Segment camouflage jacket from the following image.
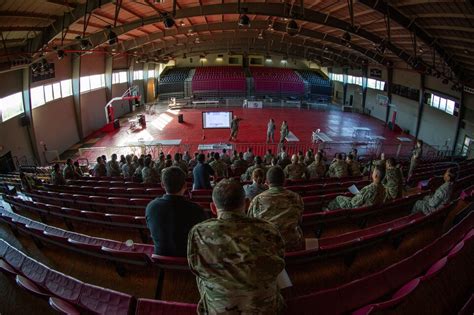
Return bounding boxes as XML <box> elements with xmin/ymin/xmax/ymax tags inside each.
<box><xmin>142</xmin><ymin>166</ymin><xmax>160</xmax><ymax>184</ymax></box>
<box><xmin>328</xmin><ymin>160</ymin><xmax>349</xmax><ymax>178</ymax></box>
<box><xmin>248</xmin><ymin>186</ymin><xmax>304</xmax><ymax>251</ymax></box>
<box><xmin>383</xmin><ymin>167</ymin><xmax>404</xmax><ymax>200</ymax></box>
<box><xmin>414</xmin><ymin>182</ymin><xmax>453</xmax><ymax>215</ymax></box>
<box><xmin>210</xmin><ymin>160</ymin><xmax>229</xmax><ymax>178</ymax></box>
<box><xmin>188</xmin><ymin>211</ymin><xmax>285</xmax><ymax>315</ymax></box>
<box><xmin>106</xmin><ymin>160</ymin><xmax>121</xmax><ymax>176</ymax></box>
<box><xmin>242</xmin><ymin>164</ymin><xmax>266</xmax><ymax>181</ymax></box>
<box><xmin>283</xmin><ymin>163</ymin><xmax>307</xmax><ymax>180</ymax></box>
<box><xmin>350</xmin><ymin>182</ymin><xmax>386</xmax><ymax>208</ymax></box>
<box><xmin>347</xmin><ymin>160</ymin><xmax>361</xmax><ymax>177</ymax></box>
<box><xmin>307</xmin><ymin>161</ymin><xmax>326</xmax><ymax>179</ymax></box>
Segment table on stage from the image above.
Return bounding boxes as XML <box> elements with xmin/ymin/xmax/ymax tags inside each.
<box><xmin>198</xmin><ymin>144</ymin><xmax>233</xmax><ymax>151</ymax></box>
<box><xmin>353</xmin><ymin>127</ymin><xmax>371</xmax><ymax>140</ymax></box>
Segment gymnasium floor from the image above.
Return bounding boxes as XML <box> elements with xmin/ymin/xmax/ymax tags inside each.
<box><xmin>72</xmin><ymin>104</ymin><xmax>416</xmax><ymax>159</ymax></box>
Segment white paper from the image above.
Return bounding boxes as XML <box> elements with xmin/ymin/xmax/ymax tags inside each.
<box><xmin>305</xmin><ymin>238</ymin><xmax>319</xmax><ymax>250</ymax></box>
<box><xmin>348</xmin><ymin>184</ymin><xmax>360</xmax><ymax>195</ymax></box>
<box><xmin>276</xmin><ymin>269</ymin><xmax>293</xmax><ymax>289</ymax></box>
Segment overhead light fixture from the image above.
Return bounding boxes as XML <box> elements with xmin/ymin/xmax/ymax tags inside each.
<box><xmin>108</xmin><ymin>29</ymin><xmax>118</xmax><ymax>45</ymax></box>
<box><xmin>200</xmin><ymin>55</ymin><xmax>207</xmax><ymax>62</ymax></box>
<box><xmin>281</xmin><ymin>56</ymin><xmax>288</xmax><ymax>63</ymax></box>
<box><xmin>179</xmin><ymin>20</ymin><xmax>185</xmax><ymax>27</ymax></box>
<box><xmin>80</xmin><ymin>38</ymin><xmax>91</xmax><ymax>50</ymax></box>
<box><xmin>57</xmin><ymin>50</ymin><xmax>66</xmax><ymax>60</ymax></box>
<box><xmin>258</xmin><ymin>31</ymin><xmax>263</xmax><ymax>40</ymax></box>
<box><xmin>216</xmin><ymin>54</ymin><xmax>224</xmax><ymax>61</ymax></box>
<box><xmin>286</xmin><ymin>19</ymin><xmax>298</xmax><ymax>36</ymax></box>
<box><xmin>238</xmin><ymin>14</ymin><xmax>250</xmax><ymax>27</ymax></box>
<box><xmin>163</xmin><ymin>15</ymin><xmax>175</xmax><ymax>29</ymax></box>
<box><xmin>265</xmin><ymin>55</ymin><xmax>272</xmax><ymax>62</ymax></box>
<box><xmin>376</xmin><ymin>42</ymin><xmax>386</xmax><ymax>54</ymax></box>
<box><xmin>342</xmin><ymin>32</ymin><xmax>351</xmax><ymax>42</ymax></box>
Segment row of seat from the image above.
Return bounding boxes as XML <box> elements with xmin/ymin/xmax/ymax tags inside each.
<box><xmin>2</xmin><ymin>206</ymin><xmax>471</xmax><ymax>313</ymax></box>
<box><xmin>296</xmin><ymin>69</ymin><xmax>331</xmax><ymax>86</ymax></box>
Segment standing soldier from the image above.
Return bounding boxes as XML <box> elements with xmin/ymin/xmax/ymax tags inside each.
<box><xmin>267</xmin><ymin>118</ymin><xmax>276</xmax><ymax>143</ymax></box>
<box><xmin>408</xmin><ymin>140</ymin><xmax>423</xmax><ymax>178</ymax></box>
<box><xmin>229</xmin><ymin>115</ymin><xmax>243</xmax><ymax>141</ymax></box>
<box><xmin>280</xmin><ymin>120</ymin><xmax>289</xmax><ymax>143</ymax></box>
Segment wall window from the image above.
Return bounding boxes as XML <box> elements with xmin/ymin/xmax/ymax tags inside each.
<box><xmin>148</xmin><ymin>69</ymin><xmax>155</xmax><ymax>78</ymax></box>
<box><xmin>347</xmin><ymin>75</ymin><xmax>362</xmax><ymax>86</ymax></box>
<box><xmin>80</xmin><ymin>74</ymin><xmax>105</xmax><ymax>93</ymax></box>
<box><xmin>0</xmin><ymin>92</ymin><xmax>24</xmax><ymax>122</ymax></box>
<box><xmin>329</xmin><ymin>73</ymin><xmax>343</xmax><ymax>82</ymax></box>
<box><xmin>61</xmin><ymin>79</ymin><xmax>72</xmax><ymax>97</ymax></box>
<box><xmin>80</xmin><ymin>76</ymin><xmax>91</xmax><ymax>93</ymax></box>
<box><xmin>112</xmin><ymin>71</ymin><xmax>127</xmax><ymax>84</ymax></box>
<box><xmin>44</xmin><ymin>84</ymin><xmax>54</xmax><ymax>103</ymax></box>
<box><xmin>367</xmin><ymin>78</ymin><xmax>385</xmax><ymax>91</ymax></box>
<box><xmin>461</xmin><ymin>136</ymin><xmax>473</xmax><ymax>156</ymax></box>
<box><xmin>133</xmin><ymin>70</ymin><xmax>143</xmax><ymax>80</ymax></box>
<box><xmin>429</xmin><ymin>93</ymin><xmax>456</xmax><ymax>115</ymax></box>
<box><xmin>52</xmin><ymin>83</ymin><xmax>61</xmax><ymax>100</ymax></box>
<box><xmin>31</xmin><ymin>86</ymin><xmax>45</xmax><ymax>108</ymax></box>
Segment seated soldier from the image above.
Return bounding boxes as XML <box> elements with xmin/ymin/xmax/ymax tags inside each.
<box><xmin>248</xmin><ymin>166</ymin><xmax>304</xmax><ymax>251</ymax></box>
<box><xmin>121</xmin><ymin>155</ymin><xmax>136</xmax><ymax>179</ymax></box>
<box><xmin>284</xmin><ymin>154</ymin><xmax>307</xmax><ymax>180</ymax></box>
<box><xmin>172</xmin><ymin>153</ymin><xmax>188</xmax><ymax>174</ymax></box>
<box><xmin>412</xmin><ymin>168</ymin><xmax>454</xmax><ymax>215</ymax></box>
<box><xmin>106</xmin><ymin>153</ymin><xmax>121</xmax><ymax>177</ymax></box>
<box><xmin>304</xmin><ymin>149</ymin><xmax>315</xmax><ymax>166</ymax></box>
<box><xmin>243</xmin><ymin>147</ymin><xmax>255</xmax><ymax>164</ymax></box>
<box><xmin>63</xmin><ymin>159</ymin><xmax>75</xmax><ymax>180</ymax></box>
<box><xmin>264</xmin><ymin>149</ymin><xmax>274</xmax><ymax>165</ymax></box>
<box><xmin>243</xmin><ymin>168</ymin><xmax>267</xmax><ymax>200</ymax></box>
<box><xmin>346</xmin><ymin>154</ymin><xmax>361</xmax><ymax>177</ymax></box>
<box><xmin>327</xmin><ymin>153</ymin><xmax>349</xmax><ymax>178</ymax></box>
<box><xmin>51</xmin><ymin>163</ymin><xmax>66</xmax><ymax>185</ymax></box>
<box><xmin>241</xmin><ymin>156</ymin><xmax>266</xmax><ymax>181</ymax></box>
<box><xmin>383</xmin><ymin>158</ymin><xmax>404</xmax><ymax>201</ymax></box>
<box><xmin>326</xmin><ymin>166</ymin><xmax>386</xmax><ymax>210</ymax></box>
<box><xmin>231</xmin><ymin>152</ymin><xmax>248</xmax><ymax>170</ymax></box>
<box><xmin>93</xmin><ymin>156</ymin><xmax>107</xmax><ymax>177</ymax></box>
<box><xmin>307</xmin><ymin>152</ymin><xmax>326</xmax><ymax>179</ymax></box>
<box><xmin>73</xmin><ymin>161</ymin><xmax>84</xmax><ymax>179</ymax></box>
<box><xmin>142</xmin><ymin>157</ymin><xmax>160</xmax><ymax>184</ymax></box>
<box><xmin>188</xmin><ymin>179</ymin><xmax>285</xmax><ymax>315</ymax></box>
<box><xmin>146</xmin><ymin>167</ymin><xmax>206</xmax><ymax>256</ymax></box>
<box><xmin>210</xmin><ymin>152</ymin><xmax>228</xmax><ymax>178</ymax></box>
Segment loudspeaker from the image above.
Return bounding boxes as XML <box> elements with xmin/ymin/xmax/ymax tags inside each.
<box><xmin>113</xmin><ymin>119</ymin><xmax>120</xmax><ymax>129</ymax></box>
<box><xmin>178</xmin><ymin>114</ymin><xmax>184</xmax><ymax>123</ymax></box>
<box><xmin>20</xmin><ymin>115</ymin><xmax>30</xmax><ymax>126</ymax></box>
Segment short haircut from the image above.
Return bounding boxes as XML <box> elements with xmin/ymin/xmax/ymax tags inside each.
<box><xmin>347</xmin><ymin>154</ymin><xmax>354</xmax><ymax>161</ymax></box>
<box><xmin>252</xmin><ymin>168</ymin><xmax>265</xmax><ymax>184</ymax></box>
<box><xmin>212</xmin><ymin>179</ymin><xmax>245</xmax><ymax>211</ymax></box>
<box><xmin>66</xmin><ymin>158</ymin><xmax>72</xmax><ymax>164</ymax></box>
<box><xmin>222</xmin><ymin>149</ymin><xmax>227</xmax><ymax>153</ymax></box>
<box><xmin>54</xmin><ymin>163</ymin><xmax>60</xmax><ymax>171</ymax></box>
<box><xmin>174</xmin><ymin>153</ymin><xmax>180</xmax><ymax>161</ymax></box>
<box><xmin>137</xmin><ymin>157</ymin><xmax>144</xmax><ymax>167</ymax></box>
<box><xmin>255</xmin><ymin>156</ymin><xmax>262</xmax><ymax>164</ymax></box>
<box><xmin>111</xmin><ymin>153</ymin><xmax>117</xmax><ymax>160</ymax></box>
<box><xmin>198</xmin><ymin>153</ymin><xmax>206</xmax><ymax>163</ymax></box>
<box><xmin>445</xmin><ymin>168</ymin><xmax>455</xmax><ymax>182</ymax></box>
<box><xmin>267</xmin><ymin>166</ymin><xmax>285</xmax><ymax>186</ymax></box>
<box><xmin>373</xmin><ymin>165</ymin><xmax>383</xmax><ymax>178</ymax></box>
<box><xmin>161</xmin><ymin>167</ymin><xmax>186</xmax><ymax>193</ymax></box>
<box><xmin>214</xmin><ymin>152</ymin><xmax>220</xmax><ymax>160</ymax></box>
<box><xmin>144</xmin><ymin>157</ymin><xmax>152</xmax><ymax>167</ymax></box>
<box><xmin>96</xmin><ymin>157</ymin><xmax>102</xmax><ymax>163</ymax></box>
<box><xmin>166</xmin><ymin>154</ymin><xmax>172</xmax><ymax>160</ymax></box>
<box><xmin>336</xmin><ymin>153</ymin><xmax>343</xmax><ymax>160</ymax></box>
<box><xmin>386</xmin><ymin>157</ymin><xmax>396</xmax><ymax>167</ymax></box>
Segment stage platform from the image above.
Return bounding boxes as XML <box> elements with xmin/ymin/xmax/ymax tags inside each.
<box><xmin>72</xmin><ymin>105</ymin><xmax>419</xmax><ymax>161</ymax></box>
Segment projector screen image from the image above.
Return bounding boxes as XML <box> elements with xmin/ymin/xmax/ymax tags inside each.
<box><xmin>202</xmin><ymin>111</ymin><xmax>233</xmax><ymax>129</ymax></box>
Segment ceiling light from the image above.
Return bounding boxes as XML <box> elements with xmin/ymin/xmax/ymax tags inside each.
<box><xmin>265</xmin><ymin>55</ymin><xmax>272</xmax><ymax>62</ymax></box>
<box><xmin>238</xmin><ymin>14</ymin><xmax>250</xmax><ymax>27</ymax></box>
<box><xmin>216</xmin><ymin>54</ymin><xmax>224</xmax><ymax>61</ymax></box>
<box><xmin>258</xmin><ymin>32</ymin><xmax>263</xmax><ymax>40</ymax></box>
<box><xmin>200</xmin><ymin>55</ymin><xmax>207</xmax><ymax>62</ymax></box>
<box><xmin>286</xmin><ymin>19</ymin><xmax>298</xmax><ymax>36</ymax></box>
<box><xmin>342</xmin><ymin>32</ymin><xmax>351</xmax><ymax>42</ymax></box>
<box><xmin>179</xmin><ymin>20</ymin><xmax>185</xmax><ymax>27</ymax></box>
<box><xmin>108</xmin><ymin>29</ymin><xmax>118</xmax><ymax>45</ymax></box>
<box><xmin>57</xmin><ymin>50</ymin><xmax>66</xmax><ymax>60</ymax></box>
<box><xmin>163</xmin><ymin>16</ymin><xmax>175</xmax><ymax>29</ymax></box>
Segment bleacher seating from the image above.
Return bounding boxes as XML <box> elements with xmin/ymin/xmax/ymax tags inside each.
<box><xmin>192</xmin><ymin>66</ymin><xmax>246</xmax><ymax>97</ymax></box>
<box><xmin>157</xmin><ymin>67</ymin><xmax>191</xmax><ymax>99</ymax></box>
<box><xmin>296</xmin><ymin>69</ymin><xmax>332</xmax><ymax>96</ymax></box>
<box><xmin>250</xmin><ymin>67</ymin><xmax>305</xmax><ymax>97</ymax></box>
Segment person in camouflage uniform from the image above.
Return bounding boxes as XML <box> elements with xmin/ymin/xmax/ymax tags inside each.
<box><xmin>231</xmin><ymin>152</ymin><xmax>248</xmax><ymax>170</ymax></box>
<box><xmin>412</xmin><ymin>168</ymin><xmax>454</xmax><ymax>215</ymax></box>
<box><xmin>106</xmin><ymin>154</ymin><xmax>122</xmax><ymax>177</ymax></box>
<box><xmin>154</xmin><ymin>155</ymin><xmax>166</xmax><ymax>175</ymax></box>
<box><xmin>327</xmin><ymin>153</ymin><xmax>349</xmax><ymax>178</ymax></box>
<box><xmin>383</xmin><ymin>158</ymin><xmax>404</xmax><ymax>201</ymax></box>
<box><xmin>279</xmin><ymin>121</ymin><xmax>289</xmax><ymax>144</ymax></box>
<box><xmin>371</xmin><ymin>152</ymin><xmax>386</xmax><ymax>178</ymax></box>
<box><xmin>283</xmin><ymin>154</ymin><xmax>308</xmax><ymax>180</ymax></box>
<box><xmin>242</xmin><ymin>156</ymin><xmax>266</xmax><ymax>181</ymax></box>
<box><xmin>93</xmin><ymin>156</ymin><xmax>107</xmax><ymax>177</ymax></box>
<box><xmin>229</xmin><ymin>115</ymin><xmax>243</xmax><ymax>141</ymax></box>
<box><xmin>51</xmin><ymin>163</ymin><xmax>66</xmax><ymax>185</ymax></box>
<box><xmin>188</xmin><ymin>179</ymin><xmax>285</xmax><ymax>315</ymax></box>
<box><xmin>307</xmin><ymin>152</ymin><xmax>326</xmax><ymax>179</ymax></box>
<box><xmin>304</xmin><ymin>150</ymin><xmax>315</xmax><ymax>166</ymax></box>
<box><xmin>210</xmin><ymin>153</ymin><xmax>229</xmax><ymax>178</ymax></box>
<box><xmin>264</xmin><ymin>149</ymin><xmax>275</xmax><ymax>165</ymax></box>
<box><xmin>327</xmin><ymin>166</ymin><xmax>386</xmax><ymax>210</ymax></box>
<box><xmin>220</xmin><ymin>149</ymin><xmax>231</xmax><ymax>164</ymax></box>
<box><xmin>172</xmin><ymin>153</ymin><xmax>188</xmax><ymax>174</ymax></box>
<box><xmin>408</xmin><ymin>140</ymin><xmax>423</xmax><ymax>177</ymax></box>
<box><xmin>142</xmin><ymin>157</ymin><xmax>160</xmax><ymax>184</ymax></box>
<box><xmin>248</xmin><ymin>166</ymin><xmax>304</xmax><ymax>251</ymax></box>
<box><xmin>63</xmin><ymin>159</ymin><xmax>75</xmax><ymax>180</ymax></box>
<box><xmin>267</xmin><ymin>118</ymin><xmax>276</xmax><ymax>143</ymax></box>
<box><xmin>346</xmin><ymin>154</ymin><xmax>361</xmax><ymax>177</ymax></box>
<box><xmin>121</xmin><ymin>155</ymin><xmax>136</xmax><ymax>179</ymax></box>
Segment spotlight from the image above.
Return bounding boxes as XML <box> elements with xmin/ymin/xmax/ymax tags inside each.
<box><xmin>80</xmin><ymin>39</ymin><xmax>91</xmax><ymax>50</ymax></box>
<box><xmin>216</xmin><ymin>54</ymin><xmax>224</xmax><ymax>61</ymax></box>
<box><xmin>257</xmin><ymin>32</ymin><xmax>263</xmax><ymax>40</ymax></box>
<box><xmin>57</xmin><ymin>50</ymin><xmax>66</xmax><ymax>60</ymax></box>
<box><xmin>286</xmin><ymin>19</ymin><xmax>298</xmax><ymax>36</ymax></box>
<box><xmin>108</xmin><ymin>27</ymin><xmax>118</xmax><ymax>45</ymax></box>
<box><xmin>265</xmin><ymin>55</ymin><xmax>272</xmax><ymax>62</ymax></box>
<box><xmin>200</xmin><ymin>55</ymin><xmax>207</xmax><ymax>62</ymax></box>
<box><xmin>163</xmin><ymin>15</ymin><xmax>175</xmax><ymax>29</ymax></box>
<box><xmin>238</xmin><ymin>14</ymin><xmax>250</xmax><ymax>27</ymax></box>
<box><xmin>342</xmin><ymin>32</ymin><xmax>351</xmax><ymax>42</ymax></box>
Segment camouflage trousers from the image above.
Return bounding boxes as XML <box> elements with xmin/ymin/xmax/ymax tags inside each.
<box><xmin>327</xmin><ymin>196</ymin><xmax>353</xmax><ymax>210</ymax></box>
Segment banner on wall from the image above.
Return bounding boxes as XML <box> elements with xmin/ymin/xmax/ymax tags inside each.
<box><xmin>376</xmin><ymin>94</ymin><xmax>389</xmax><ymax>107</ymax></box>
<box><xmin>370</xmin><ymin>68</ymin><xmax>382</xmax><ymax>78</ymax></box>
<box><xmin>243</xmin><ymin>100</ymin><xmax>263</xmax><ymax>108</ymax></box>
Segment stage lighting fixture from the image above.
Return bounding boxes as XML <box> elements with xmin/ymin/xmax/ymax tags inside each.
<box><xmin>57</xmin><ymin>50</ymin><xmax>66</xmax><ymax>60</ymax></box>
<box><xmin>286</xmin><ymin>19</ymin><xmax>298</xmax><ymax>36</ymax></box>
<box><xmin>238</xmin><ymin>14</ymin><xmax>251</xmax><ymax>27</ymax></box>
<box><xmin>108</xmin><ymin>28</ymin><xmax>118</xmax><ymax>45</ymax></box>
<box><xmin>258</xmin><ymin>32</ymin><xmax>264</xmax><ymax>40</ymax></box>
<box><xmin>376</xmin><ymin>42</ymin><xmax>386</xmax><ymax>54</ymax></box>
<box><xmin>342</xmin><ymin>32</ymin><xmax>351</xmax><ymax>42</ymax></box>
<box><xmin>163</xmin><ymin>15</ymin><xmax>175</xmax><ymax>29</ymax></box>
<box><xmin>80</xmin><ymin>39</ymin><xmax>91</xmax><ymax>50</ymax></box>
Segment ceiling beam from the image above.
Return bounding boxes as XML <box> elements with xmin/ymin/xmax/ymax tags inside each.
<box><xmin>0</xmin><ymin>11</ymin><xmax>61</xmax><ymax>21</ymax></box>
<box><xmin>46</xmin><ymin>0</ymin><xmax>77</xmax><ymax>8</ymax></box>
<box><xmin>393</xmin><ymin>0</ymin><xmax>464</xmax><ymax>8</ymax></box>
<box><xmin>0</xmin><ymin>26</ymin><xmax>46</xmax><ymax>32</ymax></box>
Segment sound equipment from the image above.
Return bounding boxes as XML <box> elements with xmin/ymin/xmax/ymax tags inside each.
<box><xmin>113</xmin><ymin>119</ymin><xmax>120</xmax><ymax>129</ymax></box>
<box><xmin>178</xmin><ymin>114</ymin><xmax>184</xmax><ymax>123</ymax></box>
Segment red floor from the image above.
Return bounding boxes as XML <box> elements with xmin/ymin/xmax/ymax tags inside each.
<box><xmin>81</xmin><ymin>107</ymin><xmax>415</xmax><ymax>159</ymax></box>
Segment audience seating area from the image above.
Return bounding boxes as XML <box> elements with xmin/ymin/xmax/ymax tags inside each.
<box><xmin>157</xmin><ymin>67</ymin><xmax>191</xmax><ymax>98</ymax></box>
<box><xmin>250</xmin><ymin>67</ymin><xmax>305</xmax><ymax>97</ymax></box>
<box><xmin>297</xmin><ymin>69</ymin><xmax>332</xmax><ymax>96</ymax></box>
<box><xmin>191</xmin><ymin>66</ymin><xmax>246</xmax><ymax>97</ymax></box>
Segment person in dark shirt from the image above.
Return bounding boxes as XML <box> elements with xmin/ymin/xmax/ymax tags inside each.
<box><xmin>146</xmin><ymin>166</ymin><xmax>206</xmax><ymax>256</ymax></box>
<box><xmin>193</xmin><ymin>153</ymin><xmax>215</xmax><ymax>190</ymax></box>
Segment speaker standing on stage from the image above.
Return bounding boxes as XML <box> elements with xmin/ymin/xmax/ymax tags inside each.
<box><xmin>266</xmin><ymin>118</ymin><xmax>275</xmax><ymax>143</ymax></box>
<box><xmin>280</xmin><ymin>120</ymin><xmax>289</xmax><ymax>143</ymax></box>
<box><xmin>229</xmin><ymin>115</ymin><xmax>243</xmax><ymax>141</ymax></box>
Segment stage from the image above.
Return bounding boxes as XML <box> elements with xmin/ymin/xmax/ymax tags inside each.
<box><xmin>72</xmin><ymin>104</ymin><xmax>418</xmax><ymax>161</ymax></box>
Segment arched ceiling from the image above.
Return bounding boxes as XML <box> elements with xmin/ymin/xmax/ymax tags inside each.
<box><xmin>1</xmin><ymin>0</ymin><xmax>474</xmax><ymax>84</ymax></box>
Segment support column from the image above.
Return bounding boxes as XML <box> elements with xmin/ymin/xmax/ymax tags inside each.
<box><xmin>143</xmin><ymin>62</ymin><xmax>149</xmax><ymax>104</ymax></box>
<box><xmin>105</xmin><ymin>54</ymin><xmax>113</xmax><ymax>102</ymax></box>
<box><xmin>452</xmin><ymin>86</ymin><xmax>466</xmax><ymax>156</ymax></box>
<box><xmin>343</xmin><ymin>68</ymin><xmax>348</xmax><ymax>106</ymax></box>
<box><xmin>72</xmin><ymin>53</ymin><xmax>84</xmax><ymax>141</ymax></box>
<box><xmin>128</xmin><ymin>57</ymin><xmax>135</xmax><ymax>112</ymax></box>
<box><xmin>21</xmin><ymin>68</ymin><xmax>41</xmax><ymax>165</ymax></box>
<box><xmin>385</xmin><ymin>66</ymin><xmax>393</xmax><ymax>124</ymax></box>
<box><xmin>361</xmin><ymin>65</ymin><xmax>368</xmax><ymax>114</ymax></box>
<box><xmin>415</xmin><ymin>73</ymin><xmax>426</xmax><ymax>139</ymax></box>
